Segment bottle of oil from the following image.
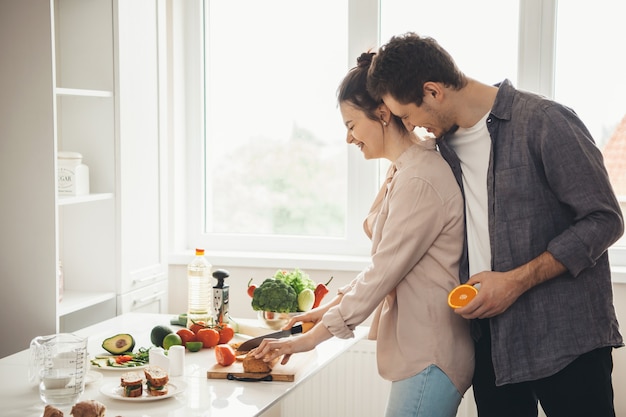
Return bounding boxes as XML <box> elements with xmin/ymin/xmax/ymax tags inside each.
<box><xmin>186</xmin><ymin>248</ymin><xmax>212</xmax><ymax>328</ymax></box>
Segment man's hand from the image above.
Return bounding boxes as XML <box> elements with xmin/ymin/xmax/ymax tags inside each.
<box><xmin>454</xmin><ymin>251</ymin><xmax>567</xmax><ymax>319</ymax></box>
<box><xmin>454</xmin><ymin>270</ymin><xmax>526</xmax><ymax>319</ymax></box>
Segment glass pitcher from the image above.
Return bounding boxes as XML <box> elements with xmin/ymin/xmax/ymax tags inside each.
<box><xmin>29</xmin><ymin>333</ymin><xmax>88</xmax><ymax>405</ymax></box>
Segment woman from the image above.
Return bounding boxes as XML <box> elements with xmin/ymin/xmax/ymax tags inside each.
<box><xmin>255</xmin><ymin>52</ymin><xmax>474</xmax><ymax>417</ymax></box>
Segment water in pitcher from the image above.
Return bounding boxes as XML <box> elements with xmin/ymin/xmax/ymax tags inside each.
<box><xmin>30</xmin><ymin>334</ymin><xmax>88</xmax><ymax>405</ymax></box>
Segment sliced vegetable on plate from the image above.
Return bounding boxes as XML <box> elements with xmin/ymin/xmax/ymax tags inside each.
<box><xmin>91</xmin><ymin>347</ymin><xmax>151</xmax><ymax>369</ymax></box>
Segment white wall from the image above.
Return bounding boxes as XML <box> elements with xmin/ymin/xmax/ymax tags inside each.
<box><xmin>168</xmin><ymin>263</ymin><xmax>626</xmax><ymax>415</ymax></box>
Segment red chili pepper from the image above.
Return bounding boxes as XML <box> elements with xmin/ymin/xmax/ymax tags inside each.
<box><xmin>115</xmin><ymin>355</ymin><xmax>133</xmax><ymax>364</ymax></box>
<box><xmin>312</xmin><ymin>276</ymin><xmax>333</xmax><ymax>308</ymax></box>
<box><xmin>247</xmin><ymin>277</ymin><xmax>256</xmax><ymax>298</ymax></box>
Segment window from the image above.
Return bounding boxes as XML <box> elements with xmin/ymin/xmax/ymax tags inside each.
<box><xmin>190</xmin><ymin>0</ymin><xmax>519</xmax><ymax>263</ymax></box>
<box><xmin>177</xmin><ymin>0</ymin><xmax>626</xmax><ymax>272</ymax></box>
<box><xmin>380</xmin><ymin>0</ymin><xmax>520</xmax><ymax>86</ymax></box>
<box><xmin>190</xmin><ymin>0</ymin><xmax>378</xmax><ymax>261</ymax></box>
<box><xmin>553</xmin><ymin>0</ymin><xmax>626</xmax><ymax>260</ymax></box>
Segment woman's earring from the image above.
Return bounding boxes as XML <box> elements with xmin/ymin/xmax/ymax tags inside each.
<box><xmin>382</xmin><ymin>121</ymin><xmax>388</xmax><ymax>126</ymax></box>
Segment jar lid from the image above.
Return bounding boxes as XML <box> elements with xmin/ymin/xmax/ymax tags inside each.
<box><xmin>58</xmin><ymin>151</ymin><xmax>83</xmax><ymax>160</ymax></box>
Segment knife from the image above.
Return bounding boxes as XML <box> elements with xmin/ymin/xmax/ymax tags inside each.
<box><xmin>237</xmin><ymin>322</ymin><xmax>314</xmax><ymax>352</ymax></box>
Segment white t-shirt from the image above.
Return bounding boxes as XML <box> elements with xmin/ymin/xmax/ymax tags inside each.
<box><xmin>447</xmin><ymin>112</ymin><xmax>492</xmax><ymax>276</ymax></box>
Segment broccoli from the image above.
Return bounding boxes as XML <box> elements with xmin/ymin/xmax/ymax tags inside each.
<box><xmin>251</xmin><ymin>278</ymin><xmax>298</xmax><ymax>313</ymax></box>
<box><xmin>273</xmin><ymin>268</ymin><xmax>315</xmax><ymax>296</ymax></box>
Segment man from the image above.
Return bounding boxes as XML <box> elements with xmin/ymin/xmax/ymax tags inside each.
<box><xmin>367</xmin><ymin>32</ymin><xmax>624</xmax><ymax>417</ymax></box>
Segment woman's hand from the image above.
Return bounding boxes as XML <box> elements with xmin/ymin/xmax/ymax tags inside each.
<box><xmin>254</xmin><ymin>321</ymin><xmax>333</xmax><ymax>365</ymax></box>
<box><xmin>283</xmin><ymin>293</ymin><xmax>343</xmax><ymax>330</ymax></box>
<box><xmin>253</xmin><ymin>333</ymin><xmax>315</xmax><ymax>365</ymax></box>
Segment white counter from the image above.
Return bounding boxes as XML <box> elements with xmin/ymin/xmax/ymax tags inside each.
<box><xmin>0</xmin><ymin>313</ymin><xmax>367</xmax><ymax>417</ymax></box>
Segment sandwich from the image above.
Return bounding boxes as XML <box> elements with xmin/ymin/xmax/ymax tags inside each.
<box><xmin>144</xmin><ymin>365</ymin><xmax>169</xmax><ymax>396</ymax></box>
<box><xmin>120</xmin><ymin>371</ymin><xmax>143</xmax><ymax>397</ymax></box>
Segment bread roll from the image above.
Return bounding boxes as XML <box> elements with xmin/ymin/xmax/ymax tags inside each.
<box><xmin>242</xmin><ymin>348</ymin><xmax>281</xmax><ymax>373</ymax></box>
<box><xmin>43</xmin><ymin>405</ymin><xmax>63</xmax><ymax>417</ymax></box>
<box><xmin>69</xmin><ymin>400</ymin><xmax>106</xmax><ymax>417</ymax></box>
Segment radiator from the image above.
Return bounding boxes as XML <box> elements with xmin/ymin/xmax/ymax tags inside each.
<box><xmin>281</xmin><ymin>339</ymin><xmax>390</xmax><ymax>417</ymax></box>
<box><xmin>279</xmin><ymin>339</ymin><xmax>484</xmax><ymax>417</ymax></box>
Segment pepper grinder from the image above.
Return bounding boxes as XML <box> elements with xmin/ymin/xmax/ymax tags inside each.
<box><xmin>212</xmin><ymin>269</ymin><xmax>230</xmax><ymax>324</ymax></box>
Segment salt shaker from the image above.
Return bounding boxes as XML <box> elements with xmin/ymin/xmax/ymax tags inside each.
<box><xmin>168</xmin><ymin>345</ymin><xmax>185</xmax><ymax>377</ymax></box>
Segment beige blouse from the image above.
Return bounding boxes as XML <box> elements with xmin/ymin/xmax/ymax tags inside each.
<box><xmin>322</xmin><ymin>140</ymin><xmax>474</xmax><ymax>393</ymax></box>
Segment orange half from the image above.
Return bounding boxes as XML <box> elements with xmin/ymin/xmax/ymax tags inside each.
<box><xmin>447</xmin><ymin>284</ymin><xmax>478</xmax><ymax>309</ymax></box>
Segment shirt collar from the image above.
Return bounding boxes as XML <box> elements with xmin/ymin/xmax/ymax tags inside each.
<box><xmin>394</xmin><ymin>139</ymin><xmax>437</xmax><ymax>172</ymax></box>
<box><xmin>490</xmin><ymin>79</ymin><xmax>516</xmax><ymax>122</ymax></box>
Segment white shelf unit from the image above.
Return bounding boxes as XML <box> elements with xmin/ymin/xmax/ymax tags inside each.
<box><xmin>54</xmin><ymin>0</ymin><xmax>118</xmax><ymax>331</ymax></box>
<box><xmin>0</xmin><ymin>0</ymin><xmax>167</xmax><ymax>359</ymax></box>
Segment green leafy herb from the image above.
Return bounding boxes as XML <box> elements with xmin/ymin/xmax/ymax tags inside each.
<box><xmin>273</xmin><ymin>268</ymin><xmax>315</xmax><ymax>296</ymax></box>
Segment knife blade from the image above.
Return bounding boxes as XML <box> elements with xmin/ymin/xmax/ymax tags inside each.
<box><xmin>237</xmin><ymin>322</ymin><xmax>314</xmax><ymax>352</ymax></box>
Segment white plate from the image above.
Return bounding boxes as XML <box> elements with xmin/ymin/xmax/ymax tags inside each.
<box><xmin>84</xmin><ymin>370</ymin><xmax>103</xmax><ymax>385</ymax></box>
<box><xmin>99</xmin><ymin>380</ymin><xmax>187</xmax><ymax>402</ymax></box>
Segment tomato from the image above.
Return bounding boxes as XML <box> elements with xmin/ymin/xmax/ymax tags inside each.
<box><xmin>217</xmin><ymin>324</ymin><xmax>235</xmax><ymax>344</ymax></box>
<box><xmin>196</xmin><ymin>328</ymin><xmax>220</xmax><ymax>348</ymax></box>
<box><xmin>176</xmin><ymin>328</ymin><xmax>197</xmax><ymax>345</ymax></box>
<box><xmin>215</xmin><ymin>344</ymin><xmax>236</xmax><ymax>366</ymax></box>
<box><xmin>190</xmin><ymin>321</ymin><xmax>207</xmax><ymax>334</ymax></box>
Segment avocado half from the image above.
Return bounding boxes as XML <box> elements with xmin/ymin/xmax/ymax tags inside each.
<box><xmin>102</xmin><ymin>333</ymin><xmax>136</xmax><ymax>354</ymax></box>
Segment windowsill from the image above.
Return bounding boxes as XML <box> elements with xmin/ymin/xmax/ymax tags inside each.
<box><xmin>168</xmin><ymin>250</ymin><xmax>371</xmax><ymax>272</ymax></box>
<box><xmin>169</xmin><ymin>250</ymin><xmax>626</xmax><ymax>283</ymax></box>
<box><xmin>611</xmin><ymin>266</ymin><xmax>626</xmax><ymax>284</ymax></box>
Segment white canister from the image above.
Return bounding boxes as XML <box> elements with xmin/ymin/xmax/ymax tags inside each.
<box><xmin>57</xmin><ymin>151</ymin><xmax>89</xmax><ymax>196</ymax></box>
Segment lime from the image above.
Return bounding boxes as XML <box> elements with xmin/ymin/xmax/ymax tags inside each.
<box><xmin>150</xmin><ymin>325</ymin><xmax>173</xmax><ymax>348</ymax></box>
<box><xmin>186</xmin><ymin>341</ymin><xmax>203</xmax><ymax>352</ymax></box>
<box><xmin>163</xmin><ymin>333</ymin><xmax>183</xmax><ymax>350</ymax></box>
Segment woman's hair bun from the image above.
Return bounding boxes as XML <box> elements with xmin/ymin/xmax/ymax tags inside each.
<box><xmin>356</xmin><ymin>52</ymin><xmax>375</xmax><ymax>68</ymax></box>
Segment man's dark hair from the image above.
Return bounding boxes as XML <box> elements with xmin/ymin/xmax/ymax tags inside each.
<box><xmin>367</xmin><ymin>32</ymin><xmax>467</xmax><ymax>106</ymax></box>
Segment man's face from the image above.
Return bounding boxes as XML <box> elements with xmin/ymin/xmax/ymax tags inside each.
<box><xmin>382</xmin><ymin>94</ymin><xmax>454</xmax><ymax>139</ymax></box>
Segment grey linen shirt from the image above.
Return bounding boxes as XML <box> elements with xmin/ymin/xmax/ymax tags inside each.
<box><xmin>438</xmin><ymin>79</ymin><xmax>624</xmax><ymax>385</ymax></box>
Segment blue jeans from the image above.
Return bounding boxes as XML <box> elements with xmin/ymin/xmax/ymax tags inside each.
<box><xmin>385</xmin><ymin>365</ymin><xmax>462</xmax><ymax>417</ymax></box>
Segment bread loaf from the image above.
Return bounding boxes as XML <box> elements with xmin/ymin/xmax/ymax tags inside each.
<box><xmin>69</xmin><ymin>400</ymin><xmax>106</xmax><ymax>417</ymax></box>
<box><xmin>242</xmin><ymin>348</ymin><xmax>281</xmax><ymax>373</ymax></box>
<box><xmin>43</xmin><ymin>405</ymin><xmax>63</xmax><ymax>417</ymax></box>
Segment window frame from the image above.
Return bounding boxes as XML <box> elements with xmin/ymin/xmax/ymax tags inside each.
<box><xmin>169</xmin><ymin>0</ymin><xmax>626</xmax><ymax>279</ymax></box>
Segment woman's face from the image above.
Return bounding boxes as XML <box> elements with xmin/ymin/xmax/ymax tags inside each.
<box><xmin>340</xmin><ymin>102</ymin><xmax>384</xmax><ymax>160</ymax></box>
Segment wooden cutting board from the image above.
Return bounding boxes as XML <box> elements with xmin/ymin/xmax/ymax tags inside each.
<box><xmin>207</xmin><ymin>350</ymin><xmax>316</xmax><ymax>382</ymax></box>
